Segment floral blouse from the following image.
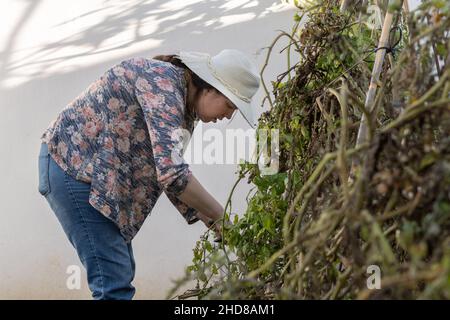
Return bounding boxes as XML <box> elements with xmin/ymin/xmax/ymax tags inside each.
<box><xmin>41</xmin><ymin>57</ymin><xmax>200</xmax><ymax>242</ymax></box>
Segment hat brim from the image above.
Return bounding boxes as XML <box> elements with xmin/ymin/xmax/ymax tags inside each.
<box><xmin>178</xmin><ymin>51</ymin><xmax>256</xmax><ymax>129</ymax></box>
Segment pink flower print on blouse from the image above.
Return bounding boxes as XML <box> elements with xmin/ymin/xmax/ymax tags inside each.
<box><xmin>83</xmin><ymin>121</ymin><xmax>102</xmax><ymax>139</ymax></box>
<box><xmin>125</xmin><ymin>69</ymin><xmax>136</xmax><ymax>80</ymax></box>
<box><xmin>135</xmin><ymin>77</ymin><xmax>152</xmax><ymax>92</ymax></box>
<box><xmin>108</xmin><ymin>98</ymin><xmax>121</xmax><ymax>112</ymax></box>
<box><xmin>135</xmin><ymin>129</ymin><xmax>147</xmax><ymax>143</ymax></box>
<box><xmin>155</xmin><ymin>76</ymin><xmax>174</xmax><ymax>92</ymax></box>
<box><xmin>112</xmin><ymin>65</ymin><xmax>126</xmax><ymax>77</ymax></box>
<box><xmin>81</xmin><ymin>106</ymin><xmax>96</xmax><ymax>119</ymax></box>
<box><xmin>70</xmin><ymin>151</ymin><xmax>83</xmax><ymax>170</ymax></box>
<box><xmin>117</xmin><ymin>137</ymin><xmax>131</xmax><ymax>153</ymax></box>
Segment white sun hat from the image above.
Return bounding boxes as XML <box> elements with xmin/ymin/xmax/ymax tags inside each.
<box><xmin>178</xmin><ymin>49</ymin><xmax>260</xmax><ymax>128</ymax></box>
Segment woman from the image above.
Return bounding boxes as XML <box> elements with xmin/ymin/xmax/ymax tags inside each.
<box><xmin>37</xmin><ymin>49</ymin><xmax>260</xmax><ymax>299</ymax></box>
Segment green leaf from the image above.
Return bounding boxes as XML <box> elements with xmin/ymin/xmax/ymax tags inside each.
<box><xmin>198</xmin><ymin>270</ymin><xmax>207</xmax><ymax>282</ymax></box>
<box><xmin>262</xmin><ymin>215</ymin><xmax>274</xmax><ymax>234</ymax></box>
<box><xmin>420</xmin><ymin>153</ymin><xmax>436</xmax><ymax>170</ymax></box>
<box><xmin>205</xmin><ymin>241</ymin><xmax>213</xmax><ymax>252</ymax></box>
<box><xmin>284</xmin><ymin>133</ymin><xmax>294</xmax><ymax>144</ymax></box>
<box><xmin>431</xmin><ymin>0</ymin><xmax>446</xmax><ymax>9</ymax></box>
<box><xmin>436</xmin><ymin>43</ymin><xmax>447</xmax><ymax>57</ymax></box>
<box><xmin>301</xmin><ymin>126</ymin><xmax>310</xmax><ymax>139</ymax></box>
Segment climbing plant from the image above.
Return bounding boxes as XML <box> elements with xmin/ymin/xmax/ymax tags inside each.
<box><xmin>170</xmin><ymin>0</ymin><xmax>450</xmax><ymax>299</ymax></box>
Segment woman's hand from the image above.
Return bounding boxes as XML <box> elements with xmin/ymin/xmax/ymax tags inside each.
<box><xmin>210</xmin><ymin>218</ymin><xmax>232</xmax><ymax>243</ymax></box>
<box><xmin>196</xmin><ymin>212</ymin><xmax>231</xmax><ymax>243</ymax></box>
<box><xmin>177</xmin><ymin>175</ymin><xmax>232</xmax><ymax>242</ymax></box>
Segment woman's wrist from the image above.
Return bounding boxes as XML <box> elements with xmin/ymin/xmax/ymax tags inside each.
<box><xmin>178</xmin><ymin>174</ymin><xmax>225</xmax><ymax>221</ymax></box>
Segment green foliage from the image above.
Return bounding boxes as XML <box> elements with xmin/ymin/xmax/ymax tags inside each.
<box><xmin>171</xmin><ymin>0</ymin><xmax>450</xmax><ymax>300</ymax></box>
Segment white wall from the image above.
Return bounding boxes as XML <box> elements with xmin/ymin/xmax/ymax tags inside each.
<box><xmin>0</xmin><ymin>0</ymin><xmax>298</xmax><ymax>299</ymax></box>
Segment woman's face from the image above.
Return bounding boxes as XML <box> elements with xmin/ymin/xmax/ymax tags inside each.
<box><xmin>195</xmin><ymin>89</ymin><xmax>237</xmax><ymax>123</ymax></box>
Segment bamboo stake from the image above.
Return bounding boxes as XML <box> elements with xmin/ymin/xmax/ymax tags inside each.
<box><xmin>354</xmin><ymin>0</ymin><xmax>397</xmax><ymax>148</ymax></box>
<box><xmin>340</xmin><ymin>0</ymin><xmax>352</xmax><ymax>12</ymax></box>
<box><xmin>378</xmin><ymin>1</ymin><xmax>401</xmax><ymax>110</ymax></box>
<box><xmin>403</xmin><ymin>0</ymin><xmax>409</xmax><ymax>13</ymax></box>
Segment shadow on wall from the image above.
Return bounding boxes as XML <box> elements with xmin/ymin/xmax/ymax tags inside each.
<box><xmin>0</xmin><ymin>0</ymin><xmax>293</xmax><ymax>146</ymax></box>
<box><xmin>1</xmin><ymin>0</ymin><xmax>283</xmax><ymax>89</ymax></box>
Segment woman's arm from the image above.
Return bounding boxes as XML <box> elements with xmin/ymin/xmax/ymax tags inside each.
<box><xmin>177</xmin><ymin>174</ymin><xmax>224</xmax><ymax>223</ymax></box>
<box><xmin>178</xmin><ymin>175</ymin><xmax>233</xmax><ymax>241</ymax></box>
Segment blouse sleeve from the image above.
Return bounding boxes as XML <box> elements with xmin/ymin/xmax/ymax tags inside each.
<box><xmin>135</xmin><ymin>70</ymin><xmax>192</xmax><ymax>198</ymax></box>
<box><xmin>166</xmin><ymin>192</ymin><xmax>200</xmax><ymax>225</ymax></box>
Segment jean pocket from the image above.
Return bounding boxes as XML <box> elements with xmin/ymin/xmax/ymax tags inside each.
<box><xmin>38</xmin><ymin>144</ymin><xmax>51</xmax><ymax>196</ymax></box>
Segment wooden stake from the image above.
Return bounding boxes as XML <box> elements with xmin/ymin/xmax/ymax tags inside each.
<box><xmin>340</xmin><ymin>0</ymin><xmax>352</xmax><ymax>12</ymax></box>
<box><xmin>354</xmin><ymin>0</ymin><xmax>397</xmax><ymax>147</ymax></box>
<box><xmin>403</xmin><ymin>0</ymin><xmax>409</xmax><ymax>13</ymax></box>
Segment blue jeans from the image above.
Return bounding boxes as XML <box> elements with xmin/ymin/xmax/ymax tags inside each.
<box><xmin>38</xmin><ymin>142</ymin><xmax>136</xmax><ymax>300</ymax></box>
